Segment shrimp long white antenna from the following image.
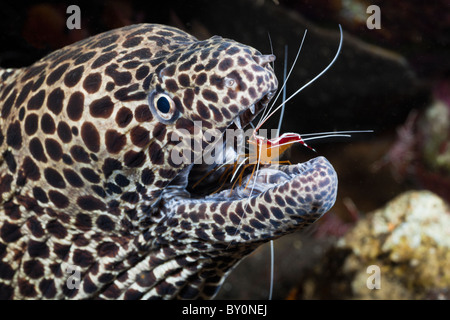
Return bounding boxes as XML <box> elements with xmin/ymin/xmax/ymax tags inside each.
<box><xmin>276</xmin><ymin>45</ymin><xmax>289</xmax><ymax>137</ymax></box>
<box><xmin>265</xmin><ymin>130</ymin><xmax>375</xmax><ymax>150</ymax></box>
<box><xmin>301</xmin><ymin>130</ymin><xmax>374</xmax><ymax>137</ymax></box>
<box><xmin>258</xmin><ymin>24</ymin><xmax>344</xmax><ymax>131</ymax></box>
<box><xmin>268</xmin><ymin>44</ymin><xmax>290</xmax><ymax>301</ymax></box>
<box><xmin>257</xmin><ymin>31</ymin><xmax>308</xmax><ymax>130</ymax></box>
<box><xmin>267</xmin><ymin>32</ymin><xmax>275</xmax><ymax>70</ymax></box>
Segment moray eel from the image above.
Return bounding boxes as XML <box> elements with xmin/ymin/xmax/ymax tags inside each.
<box><xmin>0</xmin><ymin>24</ymin><xmax>337</xmax><ymax>299</ymax></box>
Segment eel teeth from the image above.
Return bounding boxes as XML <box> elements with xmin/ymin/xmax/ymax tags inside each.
<box><xmin>249</xmin><ymin>104</ymin><xmax>255</xmax><ymax>114</ymax></box>
<box><xmin>233</xmin><ymin>117</ymin><xmax>242</xmax><ymax>129</ymax></box>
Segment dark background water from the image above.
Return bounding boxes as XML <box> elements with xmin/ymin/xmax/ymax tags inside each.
<box><xmin>1</xmin><ymin>0</ymin><xmax>448</xmax><ymax>299</ymax></box>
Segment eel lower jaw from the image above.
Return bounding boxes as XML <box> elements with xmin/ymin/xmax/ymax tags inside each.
<box><xmin>182</xmin><ymin>155</ymin><xmax>337</xmax><ymax>213</ymax></box>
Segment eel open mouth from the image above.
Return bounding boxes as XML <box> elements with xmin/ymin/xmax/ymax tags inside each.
<box><xmin>163</xmin><ymin>92</ymin><xmax>338</xmax><ymax>239</ymax></box>
<box><xmin>181</xmin><ymin>92</ymin><xmax>334</xmax><ymax>205</ymax></box>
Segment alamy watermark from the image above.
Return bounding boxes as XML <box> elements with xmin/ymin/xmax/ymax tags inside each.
<box><xmin>366</xmin><ymin>264</ymin><xmax>381</xmax><ymax>289</ymax></box>
<box><xmin>366</xmin><ymin>5</ymin><xmax>381</xmax><ymax>29</ymax></box>
<box><xmin>66</xmin><ymin>5</ymin><xmax>81</xmax><ymax>30</ymax></box>
<box><xmin>64</xmin><ymin>263</ymin><xmax>81</xmax><ymax>290</ymax></box>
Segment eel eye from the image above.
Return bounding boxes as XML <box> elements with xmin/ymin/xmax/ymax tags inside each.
<box><xmin>149</xmin><ymin>91</ymin><xmax>179</xmax><ymax>123</ymax></box>
<box><xmin>156</xmin><ymin>95</ymin><xmax>171</xmax><ymax>114</ymax></box>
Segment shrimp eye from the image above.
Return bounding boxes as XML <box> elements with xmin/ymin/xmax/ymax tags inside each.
<box><xmin>149</xmin><ymin>91</ymin><xmax>179</xmax><ymax>123</ymax></box>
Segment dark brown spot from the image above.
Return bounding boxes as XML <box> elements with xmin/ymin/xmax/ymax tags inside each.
<box><xmin>218</xmin><ymin>58</ymin><xmax>233</xmax><ymax>71</ymax></box>
<box><xmin>106</xmin><ymin>82</ymin><xmax>115</xmax><ymax>91</ymax></box>
<box><xmin>67</xmin><ymin>91</ymin><xmax>85</xmax><ymax>121</ymax></box>
<box><xmin>115</xmin><ymin>107</ymin><xmax>132</xmax><ymax>127</ymax></box>
<box><xmin>40</xmin><ymin>113</ymin><xmax>56</xmax><ymax>134</ymax></box>
<box><xmin>22</xmin><ymin>156</ymin><xmax>40</xmax><ymax>181</ymax></box>
<box><xmin>105</xmin><ymin>64</ymin><xmax>132</xmax><ymax>86</ymax></box>
<box><xmin>57</xmin><ymin>122</ymin><xmax>72</xmax><ymax>143</ymax></box>
<box><xmin>83</xmin><ymin>73</ymin><xmax>102</xmax><ymax>93</ymax></box>
<box><xmin>123</xmin><ymin>61</ymin><xmax>140</xmax><ymax>69</ymax></box>
<box><xmin>165</xmin><ymin>79</ymin><xmax>179</xmax><ymax>92</ymax></box>
<box><xmin>183</xmin><ymin>89</ymin><xmax>194</xmax><ymax>109</ymax></box>
<box><xmin>209</xmin><ymin>105</ymin><xmax>223</xmax><ymax>122</ymax></box>
<box><xmin>114</xmin><ymin>174</ymin><xmax>129</xmax><ymax>187</ymax></box>
<box><xmin>205</xmin><ymin>58</ymin><xmax>218</xmax><ymax>71</ymax></box>
<box><xmin>46</xmin><ymin>220</ymin><xmax>67</xmax><ymax>239</ymax></box>
<box><xmin>1</xmin><ymin>89</ymin><xmax>17</xmax><ymax>119</ymax></box>
<box><xmin>130</xmin><ymin>126</ymin><xmax>149</xmax><ymax>147</ymax></box>
<box><xmin>102</xmin><ymin>158</ymin><xmax>122</xmax><ymax>178</ymax></box>
<box><xmin>24</xmin><ymin>113</ymin><xmax>38</xmax><ymax>136</ymax></box>
<box><xmin>18</xmin><ymin>107</ymin><xmax>25</xmax><ymax>121</ymax></box>
<box><xmin>63</xmin><ymin>169</ymin><xmax>84</xmax><ymax>187</ymax></box>
<box><xmin>74</xmin><ymin>51</ymin><xmax>96</xmax><ymax>65</ymax></box>
<box><xmin>0</xmin><ymin>222</ymin><xmax>22</xmax><ymax>243</ymax></box>
<box><xmin>46</xmin><ymin>63</ymin><xmax>70</xmax><ymax>85</ymax></box>
<box><xmin>6</xmin><ymin>121</ymin><xmax>22</xmax><ymax>149</ymax></box>
<box><xmin>179</xmin><ymin>56</ymin><xmax>197</xmax><ymax>71</ymax></box>
<box><xmin>70</xmin><ymin>145</ymin><xmax>90</xmax><ymax>163</ymax></box>
<box><xmin>175</xmin><ymin>118</ymin><xmax>195</xmax><ymax>135</ymax></box>
<box><xmin>121</xmin><ymin>192</ymin><xmax>139</xmax><ymax>204</ymax></box>
<box><xmin>32</xmin><ymin>186</ymin><xmax>48</xmax><ymax>203</ymax></box>
<box><xmin>29</xmin><ymin>138</ymin><xmax>47</xmax><ymax>162</ymax></box>
<box><xmin>89</xmin><ymin>96</ymin><xmax>114</xmax><ymax>118</ymax></box>
<box><xmin>64</xmin><ymin>66</ymin><xmax>84</xmax><ymax>87</ymax></box>
<box><xmin>136</xmin><ymin>66</ymin><xmax>149</xmax><ymax>80</ymax></box>
<box><xmin>124</xmin><ymin>47</ymin><xmax>152</xmax><ymax>61</ymax></box>
<box><xmin>124</xmin><ymin>150</ymin><xmax>146</xmax><ymax>168</ymax></box>
<box><xmin>4</xmin><ymin>150</ymin><xmax>16</xmax><ymax>173</ymax></box>
<box><xmin>15</xmin><ymin>82</ymin><xmax>33</xmax><ymax>109</ymax></box>
<box><xmin>196</xmin><ymin>101</ymin><xmax>210</xmax><ymax>119</ymax></box>
<box><xmin>178</xmin><ymin>74</ymin><xmax>190</xmax><ymax>87</ymax></box>
<box><xmin>81</xmin><ymin>122</ymin><xmax>100</xmax><ymax>152</ymax></box>
<box><xmin>152</xmin><ymin>123</ymin><xmax>166</xmax><ymax>141</ymax></box>
<box><xmin>44</xmin><ymin>168</ymin><xmax>66</xmax><ymax>189</ymax></box>
<box><xmin>47</xmin><ymin>88</ymin><xmax>64</xmax><ymax>115</ymax></box>
<box><xmin>28</xmin><ymin>240</ymin><xmax>49</xmax><ymax>258</ymax></box>
<box><xmin>73</xmin><ymin>249</ymin><xmax>94</xmax><ymax>267</ymax></box>
<box><xmin>195</xmin><ymin>72</ymin><xmax>207</xmax><ymax>86</ymax></box>
<box><xmin>97</xmin><ymin>241</ymin><xmax>119</xmax><ymax>258</ymax></box>
<box><xmin>104</xmin><ymin>129</ymin><xmax>126</xmax><ymax>154</ymax></box>
<box><xmin>141</xmin><ymin>168</ymin><xmax>155</xmax><ymax>185</ymax></box>
<box><xmin>26</xmin><ymin>216</ymin><xmax>45</xmax><ymax>237</ymax></box>
<box><xmin>62</xmin><ymin>154</ymin><xmax>73</xmax><ymax>165</ymax></box>
<box><xmin>96</xmin><ymin>215</ymin><xmax>115</xmax><ymax>232</ymax></box>
<box><xmin>113</xmin><ymin>84</ymin><xmax>145</xmax><ymax>102</ymax></box>
<box><xmin>91</xmin><ymin>51</ymin><xmax>118</xmax><ymax>69</ymax></box>
<box><xmin>77</xmin><ymin>196</ymin><xmax>106</xmax><ymax>211</ymax></box>
<box><xmin>80</xmin><ymin>167</ymin><xmax>100</xmax><ymax>183</ymax></box>
<box><xmin>213</xmin><ymin>214</ymin><xmax>225</xmax><ymax>225</ymax></box>
<box><xmin>135</xmin><ymin>104</ymin><xmax>152</xmax><ymax>122</ymax></box>
<box><xmin>75</xmin><ymin>213</ymin><xmax>92</xmax><ymax>231</ymax></box>
<box><xmin>148</xmin><ymin>142</ymin><xmax>164</xmax><ymax>165</ymax></box>
<box><xmin>202</xmin><ymin>89</ymin><xmax>218</xmax><ymax>102</ymax></box>
<box><xmin>122</xmin><ymin>36</ymin><xmax>143</xmax><ymax>48</ymax></box>
<box><xmin>18</xmin><ymin>279</ymin><xmax>37</xmax><ymax>297</ymax></box>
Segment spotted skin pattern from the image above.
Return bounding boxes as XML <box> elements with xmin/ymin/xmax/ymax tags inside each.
<box><xmin>0</xmin><ymin>24</ymin><xmax>337</xmax><ymax>299</ymax></box>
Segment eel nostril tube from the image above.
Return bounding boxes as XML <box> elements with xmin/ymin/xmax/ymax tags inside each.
<box><xmin>254</xmin><ymin>54</ymin><xmax>276</xmax><ymax>67</ymax></box>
